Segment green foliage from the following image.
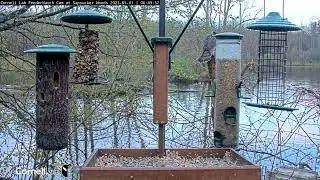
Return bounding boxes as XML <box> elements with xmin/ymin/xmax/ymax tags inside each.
<box><xmin>171</xmin><ymin>57</ymin><xmax>201</xmax><ymax>82</ymax></box>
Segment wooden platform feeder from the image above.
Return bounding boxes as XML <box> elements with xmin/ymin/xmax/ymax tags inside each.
<box><xmin>61</xmin><ymin>10</ymin><xmax>112</xmax><ymax>85</ymax></box>
<box><xmin>80</xmin><ymin>148</ymin><xmax>261</xmax><ymax>180</ymax></box>
<box><xmin>24</xmin><ymin>44</ymin><xmax>77</xmax><ymax>150</ymax></box>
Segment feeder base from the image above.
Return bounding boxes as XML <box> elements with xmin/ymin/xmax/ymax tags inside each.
<box><xmin>243</xmin><ymin>102</ymin><xmax>298</xmax><ymax>111</ymax></box>
<box><xmin>81</xmin><ymin>148</ymin><xmax>261</xmax><ymax>180</ymax></box>
<box><xmin>70</xmin><ymin>80</ymin><xmax>109</xmax><ymax>85</ymax></box>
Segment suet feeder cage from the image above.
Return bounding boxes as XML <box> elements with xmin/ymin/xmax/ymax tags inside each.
<box><xmin>213</xmin><ymin>32</ymin><xmax>243</xmax><ymax>149</ymax></box>
<box><xmin>61</xmin><ymin>10</ymin><xmax>112</xmax><ymax>85</ymax></box>
<box><xmin>24</xmin><ymin>44</ymin><xmax>77</xmax><ymax>150</ymax></box>
<box><xmin>245</xmin><ymin>12</ymin><xmax>300</xmax><ymax>111</ymax></box>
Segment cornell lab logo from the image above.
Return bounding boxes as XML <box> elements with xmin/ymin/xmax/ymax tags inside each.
<box><xmin>56</xmin><ymin>163</ymin><xmax>71</xmax><ymax>177</ymax></box>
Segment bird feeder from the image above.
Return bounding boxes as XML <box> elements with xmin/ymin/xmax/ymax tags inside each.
<box><xmin>61</xmin><ymin>10</ymin><xmax>112</xmax><ymax>85</ymax></box>
<box><xmin>245</xmin><ymin>12</ymin><xmax>300</xmax><ymax>111</ymax></box>
<box><xmin>24</xmin><ymin>44</ymin><xmax>77</xmax><ymax>150</ymax></box>
<box><xmin>213</xmin><ymin>32</ymin><xmax>243</xmax><ymax>149</ymax></box>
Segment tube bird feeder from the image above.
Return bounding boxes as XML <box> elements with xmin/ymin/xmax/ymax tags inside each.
<box><xmin>61</xmin><ymin>10</ymin><xmax>112</xmax><ymax>85</ymax></box>
<box><xmin>213</xmin><ymin>32</ymin><xmax>243</xmax><ymax>149</ymax></box>
<box><xmin>245</xmin><ymin>12</ymin><xmax>300</xmax><ymax>111</ymax></box>
<box><xmin>24</xmin><ymin>44</ymin><xmax>77</xmax><ymax>150</ymax></box>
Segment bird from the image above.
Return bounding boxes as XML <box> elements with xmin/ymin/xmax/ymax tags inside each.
<box><xmin>198</xmin><ymin>31</ymin><xmax>217</xmax><ymax>80</ymax></box>
<box><xmin>198</xmin><ymin>31</ymin><xmax>217</xmax><ymax>64</ymax></box>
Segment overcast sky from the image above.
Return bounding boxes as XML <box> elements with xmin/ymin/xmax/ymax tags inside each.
<box><xmin>253</xmin><ymin>0</ymin><xmax>320</xmax><ymax>25</ymax></box>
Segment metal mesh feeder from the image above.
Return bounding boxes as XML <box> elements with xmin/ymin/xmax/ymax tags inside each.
<box><xmin>61</xmin><ymin>10</ymin><xmax>112</xmax><ymax>85</ymax></box>
<box><xmin>24</xmin><ymin>44</ymin><xmax>77</xmax><ymax>150</ymax></box>
<box><xmin>245</xmin><ymin>12</ymin><xmax>300</xmax><ymax>111</ymax></box>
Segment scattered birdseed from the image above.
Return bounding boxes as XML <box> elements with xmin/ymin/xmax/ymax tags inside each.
<box><xmin>95</xmin><ymin>150</ymin><xmax>239</xmax><ymax>168</ymax></box>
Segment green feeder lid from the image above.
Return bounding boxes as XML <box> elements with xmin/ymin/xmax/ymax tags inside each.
<box><xmin>61</xmin><ymin>10</ymin><xmax>112</xmax><ymax>24</ymax></box>
<box><xmin>150</xmin><ymin>37</ymin><xmax>173</xmax><ymax>47</ymax></box>
<box><xmin>246</xmin><ymin>12</ymin><xmax>301</xmax><ymax>31</ymax></box>
<box><xmin>24</xmin><ymin>44</ymin><xmax>78</xmax><ymax>53</ymax></box>
<box><xmin>215</xmin><ymin>32</ymin><xmax>243</xmax><ymax>40</ymax></box>
<box><xmin>243</xmin><ymin>102</ymin><xmax>298</xmax><ymax>112</ymax></box>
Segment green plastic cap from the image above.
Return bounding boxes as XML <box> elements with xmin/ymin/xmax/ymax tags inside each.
<box><xmin>215</xmin><ymin>32</ymin><xmax>243</xmax><ymax>40</ymax></box>
<box><xmin>61</xmin><ymin>10</ymin><xmax>112</xmax><ymax>24</ymax></box>
<box><xmin>246</xmin><ymin>12</ymin><xmax>301</xmax><ymax>31</ymax></box>
<box><xmin>150</xmin><ymin>37</ymin><xmax>173</xmax><ymax>47</ymax></box>
<box><xmin>24</xmin><ymin>44</ymin><xmax>78</xmax><ymax>53</ymax></box>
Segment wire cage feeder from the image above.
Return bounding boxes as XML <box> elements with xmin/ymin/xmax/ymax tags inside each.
<box><xmin>245</xmin><ymin>12</ymin><xmax>300</xmax><ymax>111</ymax></box>
<box><xmin>61</xmin><ymin>10</ymin><xmax>112</xmax><ymax>85</ymax></box>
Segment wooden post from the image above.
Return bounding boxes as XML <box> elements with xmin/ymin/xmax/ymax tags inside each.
<box><xmin>153</xmin><ymin>44</ymin><xmax>169</xmax><ymax>124</ymax></box>
<box><xmin>151</xmin><ymin>37</ymin><xmax>172</xmax><ymax>157</ymax></box>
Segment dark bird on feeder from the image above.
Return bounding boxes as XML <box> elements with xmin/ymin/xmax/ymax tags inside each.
<box><xmin>198</xmin><ymin>31</ymin><xmax>217</xmax><ymax>63</ymax></box>
<box><xmin>198</xmin><ymin>31</ymin><xmax>217</xmax><ymax>80</ymax></box>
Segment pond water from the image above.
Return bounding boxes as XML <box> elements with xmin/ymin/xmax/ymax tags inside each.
<box><xmin>0</xmin><ymin>66</ymin><xmax>319</xmax><ymax>179</ymax></box>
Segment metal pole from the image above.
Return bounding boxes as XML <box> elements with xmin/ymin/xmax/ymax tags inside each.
<box><xmin>158</xmin><ymin>0</ymin><xmax>166</xmax><ymax>157</ymax></box>
<box><xmin>159</xmin><ymin>124</ymin><xmax>165</xmax><ymax>156</ymax></box>
<box><xmin>282</xmin><ymin>0</ymin><xmax>284</xmax><ymax>18</ymax></box>
<box><xmin>159</xmin><ymin>0</ymin><xmax>166</xmax><ymax>37</ymax></box>
<box><xmin>263</xmin><ymin>0</ymin><xmax>265</xmax><ymax>17</ymax></box>
<box><xmin>239</xmin><ymin>1</ymin><xmax>242</xmax><ymax>27</ymax></box>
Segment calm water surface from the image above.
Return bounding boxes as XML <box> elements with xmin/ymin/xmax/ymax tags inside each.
<box><xmin>0</xmin><ymin>66</ymin><xmax>319</xmax><ymax>179</ymax></box>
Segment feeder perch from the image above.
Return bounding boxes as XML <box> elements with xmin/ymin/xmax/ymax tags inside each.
<box><xmin>151</xmin><ymin>37</ymin><xmax>172</xmax><ymax>124</ymax></box>
<box><xmin>224</xmin><ymin>107</ymin><xmax>237</xmax><ymax>126</ymax></box>
<box><xmin>246</xmin><ymin>12</ymin><xmax>301</xmax><ymax>111</ymax></box>
<box><xmin>61</xmin><ymin>10</ymin><xmax>112</xmax><ymax>85</ymax></box>
<box><xmin>213</xmin><ymin>131</ymin><xmax>226</xmax><ymax>148</ymax></box>
<box><xmin>213</xmin><ymin>32</ymin><xmax>243</xmax><ymax>149</ymax></box>
<box><xmin>24</xmin><ymin>44</ymin><xmax>77</xmax><ymax>150</ymax></box>
<box><xmin>237</xmin><ymin>81</ymin><xmax>251</xmax><ymax>99</ymax></box>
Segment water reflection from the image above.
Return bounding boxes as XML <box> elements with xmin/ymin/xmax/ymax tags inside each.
<box><xmin>287</xmin><ymin>66</ymin><xmax>320</xmax><ymax>89</ymax></box>
<box><xmin>0</xmin><ymin>67</ymin><xmax>319</xmax><ymax>179</ymax></box>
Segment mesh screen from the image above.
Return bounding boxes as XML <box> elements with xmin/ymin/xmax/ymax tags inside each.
<box><xmin>257</xmin><ymin>31</ymin><xmax>288</xmax><ymax>106</ymax></box>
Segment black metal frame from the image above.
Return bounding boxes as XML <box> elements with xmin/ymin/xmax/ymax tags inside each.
<box><xmin>127</xmin><ymin>0</ymin><xmax>205</xmax><ymax>55</ymax></box>
<box><xmin>257</xmin><ymin>30</ymin><xmax>288</xmax><ymax>106</ymax></box>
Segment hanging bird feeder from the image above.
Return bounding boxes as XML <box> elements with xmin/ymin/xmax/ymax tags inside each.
<box><xmin>61</xmin><ymin>10</ymin><xmax>112</xmax><ymax>85</ymax></box>
<box><xmin>24</xmin><ymin>44</ymin><xmax>77</xmax><ymax>150</ymax></box>
<box><xmin>213</xmin><ymin>32</ymin><xmax>243</xmax><ymax>149</ymax></box>
<box><xmin>245</xmin><ymin>12</ymin><xmax>300</xmax><ymax>111</ymax></box>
